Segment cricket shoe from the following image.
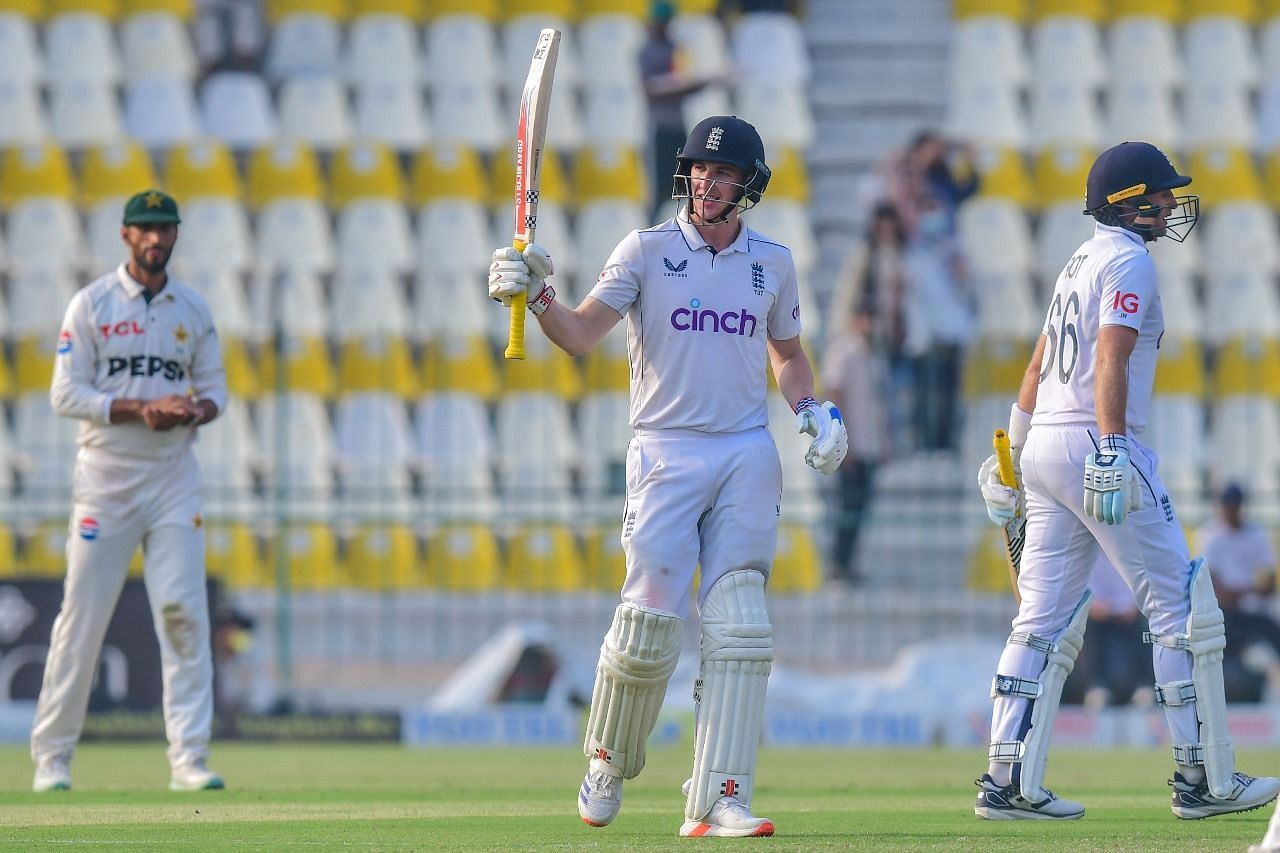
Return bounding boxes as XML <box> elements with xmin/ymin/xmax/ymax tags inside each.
<box><xmin>1170</xmin><ymin>771</ymin><xmax>1280</xmax><ymax>819</ymax></box>
<box><xmin>578</xmin><ymin>759</ymin><xmax>622</xmax><ymax>827</ymax></box>
<box><xmin>170</xmin><ymin>757</ymin><xmax>225</xmax><ymax>791</ymax></box>
<box><xmin>974</xmin><ymin>774</ymin><xmax>1084</xmax><ymax>820</ymax></box>
<box><xmin>33</xmin><ymin>753</ymin><xmax>72</xmax><ymax>792</ymax></box>
<box><xmin>680</xmin><ymin>797</ymin><xmax>775</xmax><ymax>837</ymax></box>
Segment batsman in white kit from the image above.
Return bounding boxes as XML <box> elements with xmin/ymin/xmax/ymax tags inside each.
<box><xmin>32</xmin><ymin>190</ymin><xmax>227</xmax><ymax>792</ymax></box>
<box><xmin>489</xmin><ymin>116</ymin><xmax>847</xmax><ymax>837</ymax></box>
<box><xmin>975</xmin><ymin>142</ymin><xmax>1280</xmax><ymax>819</ymax></box>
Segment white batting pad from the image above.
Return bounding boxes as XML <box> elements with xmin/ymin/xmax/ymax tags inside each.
<box><xmin>583</xmin><ymin>601</ymin><xmax>683</xmax><ymax>779</ymax></box>
<box><xmin>685</xmin><ymin>570</ymin><xmax>774</xmax><ymax>822</ymax></box>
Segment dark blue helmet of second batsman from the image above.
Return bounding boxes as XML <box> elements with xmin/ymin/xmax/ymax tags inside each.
<box><xmin>1083</xmin><ymin>141</ymin><xmax>1198</xmax><ymax>242</ymax></box>
<box><xmin>672</xmin><ymin>115</ymin><xmax>772</xmax><ymax>214</ymax></box>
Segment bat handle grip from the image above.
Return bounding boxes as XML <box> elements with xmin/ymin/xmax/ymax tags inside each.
<box><xmin>993</xmin><ymin>429</ymin><xmax>1019</xmax><ymax>489</ymax></box>
<box><xmin>504</xmin><ymin>239</ymin><xmax>530</xmax><ymax>360</ymax></box>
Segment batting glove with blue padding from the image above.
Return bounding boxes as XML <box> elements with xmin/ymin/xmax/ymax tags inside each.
<box><xmin>796</xmin><ymin>398</ymin><xmax>848</xmax><ymax>475</ymax></box>
<box><xmin>1083</xmin><ymin>434</ymin><xmax>1138</xmax><ymax>525</ymax></box>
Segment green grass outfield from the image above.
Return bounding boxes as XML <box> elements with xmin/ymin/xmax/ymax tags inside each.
<box><xmin>0</xmin><ymin>743</ymin><xmax>1276</xmax><ymax>851</ymax></box>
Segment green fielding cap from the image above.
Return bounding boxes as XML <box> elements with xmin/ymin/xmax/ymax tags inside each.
<box><xmin>122</xmin><ymin>189</ymin><xmax>181</xmax><ymax>225</ymax></box>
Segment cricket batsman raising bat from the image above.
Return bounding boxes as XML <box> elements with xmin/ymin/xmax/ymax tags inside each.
<box><xmin>503</xmin><ymin>27</ymin><xmax>560</xmax><ymax>360</ymax></box>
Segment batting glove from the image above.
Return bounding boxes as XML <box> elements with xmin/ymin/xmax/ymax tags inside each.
<box><xmin>796</xmin><ymin>398</ymin><xmax>848</xmax><ymax>475</ymax></box>
<box><xmin>1083</xmin><ymin>434</ymin><xmax>1136</xmax><ymax>525</ymax></box>
<box><xmin>487</xmin><ymin>244</ymin><xmax>556</xmax><ymax>314</ymax></box>
<box><xmin>977</xmin><ymin>453</ymin><xmax>1023</xmax><ymax>526</ymax></box>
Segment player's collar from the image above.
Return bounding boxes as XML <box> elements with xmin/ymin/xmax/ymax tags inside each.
<box><xmin>117</xmin><ymin>263</ymin><xmax>174</xmax><ymax>301</ymax></box>
<box><xmin>1095</xmin><ymin>221</ymin><xmax>1146</xmax><ymax>249</ymax></box>
<box><xmin>676</xmin><ymin>215</ymin><xmax>751</xmax><ymax>255</ymax></box>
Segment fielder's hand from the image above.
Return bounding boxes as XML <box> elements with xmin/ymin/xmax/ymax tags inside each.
<box><xmin>978</xmin><ymin>452</ymin><xmax>1023</xmax><ymax>525</ymax></box>
<box><xmin>487</xmin><ymin>243</ymin><xmax>556</xmax><ymax>314</ymax></box>
<box><xmin>141</xmin><ymin>394</ymin><xmax>200</xmax><ymax>432</ymax></box>
<box><xmin>796</xmin><ymin>398</ymin><xmax>848</xmax><ymax>475</ymax></box>
<box><xmin>1083</xmin><ymin>434</ymin><xmax>1141</xmax><ymax>525</ymax></box>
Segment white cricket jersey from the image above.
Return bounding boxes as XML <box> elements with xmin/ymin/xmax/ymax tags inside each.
<box><xmin>588</xmin><ymin>216</ymin><xmax>803</xmax><ymax>433</ymax></box>
<box><xmin>50</xmin><ymin>264</ymin><xmax>227</xmax><ymax>460</ymax></box>
<box><xmin>1032</xmin><ymin>223</ymin><xmax>1161</xmax><ymax>434</ymax></box>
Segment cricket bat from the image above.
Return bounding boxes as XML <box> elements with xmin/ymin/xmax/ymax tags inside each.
<box><xmin>505</xmin><ymin>27</ymin><xmax>561</xmax><ymax>361</ymax></box>
<box><xmin>993</xmin><ymin>429</ymin><xmax>1024</xmax><ymax>604</ymax></box>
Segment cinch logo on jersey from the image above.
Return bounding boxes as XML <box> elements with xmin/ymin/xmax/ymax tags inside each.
<box><xmin>56</xmin><ymin>330</ymin><xmax>72</xmax><ymax>354</ymax></box>
<box><xmin>663</xmin><ymin>257</ymin><xmax>688</xmax><ymax>277</ymax></box>
<box><xmin>670</xmin><ymin>298</ymin><xmax>758</xmax><ymax>336</ymax></box>
<box><xmin>107</xmin><ymin>355</ymin><xmax>186</xmax><ymax>381</ymax></box>
<box><xmin>79</xmin><ymin>517</ymin><xmax>100</xmax><ymax>541</ymax></box>
<box><xmin>1112</xmin><ymin>292</ymin><xmax>1141</xmax><ymax>314</ymax></box>
<box><xmin>100</xmin><ymin>320</ymin><xmax>145</xmax><ymax>339</ymax></box>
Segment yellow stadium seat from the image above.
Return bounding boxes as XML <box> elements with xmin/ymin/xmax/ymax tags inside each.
<box><xmin>583</xmin><ymin>345</ymin><xmax>629</xmax><ymax>394</ymax></box>
<box><xmin>769</xmin><ymin>524</ymin><xmax>822</xmax><ymax>594</ymax></box>
<box><xmin>503</xmin><ymin>346</ymin><xmax>583</xmax><ymax>400</ymax></box>
<box><xmin>0</xmin><ymin>0</ymin><xmax>45</xmax><ymax>16</ymax></box>
<box><xmin>489</xmin><ymin>147</ymin><xmax>568</xmax><ymax>207</ymax></box>
<box><xmin>1106</xmin><ymin>0</ymin><xmax>1182</xmax><ymax>21</ymax></box>
<box><xmin>952</xmin><ymin>0</ymin><xmax>1027</xmax><ymax>21</ymax></box>
<box><xmin>420</xmin><ymin>334</ymin><xmax>500</xmax><ymax>401</ymax></box>
<box><xmin>1031</xmin><ymin>146</ymin><xmax>1095</xmax><ymax>209</ymax></box>
<box><xmin>246</xmin><ymin>141</ymin><xmax>324</xmax><ymax>208</ymax></box>
<box><xmin>426</xmin><ymin>523</ymin><xmax>501</xmax><ymax>590</ymax></box>
<box><xmin>222</xmin><ymin>338</ymin><xmax>260</xmax><ymax>399</ymax></box>
<box><xmin>163</xmin><ymin>140</ymin><xmax>241</xmax><ymax>201</ymax></box>
<box><xmin>338</xmin><ymin>337</ymin><xmax>420</xmax><ymax>398</ymax></box>
<box><xmin>352</xmin><ymin>0</ymin><xmax>420</xmax><ymax>18</ymax></box>
<box><xmin>1030</xmin><ymin>0</ymin><xmax>1103</xmax><ymax>19</ymax></box>
<box><xmin>329</xmin><ymin>140</ymin><xmax>405</xmax><ymax>207</ymax></box>
<box><xmin>572</xmin><ymin>146</ymin><xmax>646</xmax><ymax>204</ymax></box>
<box><xmin>80</xmin><ymin>142</ymin><xmax>158</xmax><ymax>207</ymax></box>
<box><xmin>267</xmin><ymin>523</ymin><xmax>346</xmax><ymax>589</ymax></box>
<box><xmin>975</xmin><ymin>146</ymin><xmax>1031</xmax><ymax>206</ymax></box>
<box><xmin>501</xmin><ymin>0</ymin><xmax>573</xmax><ymax>18</ymax></box>
<box><xmin>1212</xmin><ymin>335</ymin><xmax>1280</xmax><ymax>396</ymax></box>
<box><xmin>1263</xmin><ymin>0</ymin><xmax>1280</xmax><ymax>17</ymax></box>
<box><xmin>0</xmin><ymin>524</ymin><xmax>17</xmax><ymax>577</ymax></box>
<box><xmin>1187</xmin><ymin>145</ymin><xmax>1263</xmax><ymax>210</ymax></box>
<box><xmin>967</xmin><ymin>527</ymin><xmax>1015</xmax><ymax>593</ymax></box>
<box><xmin>0</xmin><ymin>144</ymin><xmax>75</xmax><ymax>208</ymax></box>
<box><xmin>0</xmin><ymin>348</ymin><xmax>16</xmax><ymax>399</ymax></box>
<box><xmin>582</xmin><ymin>524</ymin><xmax>627</xmax><ymax>591</ymax></box>
<box><xmin>581</xmin><ymin>0</ymin><xmax>646</xmax><ymax>15</ymax></box>
<box><xmin>265</xmin><ymin>0</ymin><xmax>346</xmax><ymax>23</ymax></box>
<box><xmin>47</xmin><ymin>0</ymin><xmax>120</xmax><ymax>17</ymax></box>
<box><xmin>345</xmin><ymin>523</ymin><xmax>423</xmax><ymax>589</ymax></box>
<box><xmin>963</xmin><ymin>338</ymin><xmax>1029</xmax><ymax>397</ymax></box>
<box><xmin>423</xmin><ymin>0</ymin><xmax>495</xmax><ymax>18</ymax></box>
<box><xmin>1186</xmin><ymin>0</ymin><xmax>1258</xmax><ymax>22</ymax></box>
<box><xmin>764</xmin><ymin>147</ymin><xmax>810</xmax><ymax>203</ymax></box>
<box><xmin>14</xmin><ymin>337</ymin><xmax>55</xmax><ymax>393</ymax></box>
<box><xmin>1263</xmin><ymin>149</ymin><xmax>1280</xmax><ymax>210</ymax></box>
<box><xmin>409</xmin><ymin>144</ymin><xmax>488</xmax><ymax>205</ymax></box>
<box><xmin>121</xmin><ymin>0</ymin><xmax>193</xmax><ymax>17</ymax></box>
<box><xmin>205</xmin><ymin>522</ymin><xmax>265</xmax><ymax>589</ymax></box>
<box><xmin>503</xmin><ymin>524</ymin><xmax>587</xmax><ymax>591</ymax></box>
<box><xmin>20</xmin><ymin>522</ymin><xmax>69</xmax><ymax>577</ymax></box>
<box><xmin>258</xmin><ymin>336</ymin><xmax>337</xmax><ymax>398</ymax></box>
<box><xmin>1153</xmin><ymin>336</ymin><xmax>1206</xmax><ymax>395</ymax></box>
<box><xmin>674</xmin><ymin>0</ymin><xmax>718</xmax><ymax>14</ymax></box>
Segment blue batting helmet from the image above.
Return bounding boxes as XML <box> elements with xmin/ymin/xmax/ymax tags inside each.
<box><xmin>673</xmin><ymin>115</ymin><xmax>771</xmax><ymax>209</ymax></box>
<box><xmin>1083</xmin><ymin>141</ymin><xmax>1198</xmax><ymax>242</ymax></box>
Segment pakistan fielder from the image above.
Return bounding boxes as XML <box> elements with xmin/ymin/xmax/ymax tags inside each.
<box><xmin>489</xmin><ymin>116</ymin><xmax>847</xmax><ymax>837</ymax></box>
<box><xmin>33</xmin><ymin>190</ymin><xmax>228</xmax><ymax>792</ymax></box>
<box><xmin>975</xmin><ymin>143</ymin><xmax>1280</xmax><ymax>819</ymax></box>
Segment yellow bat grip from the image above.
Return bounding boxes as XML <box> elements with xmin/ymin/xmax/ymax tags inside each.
<box><xmin>504</xmin><ymin>238</ymin><xmax>529</xmax><ymax>360</ymax></box>
<box><xmin>993</xmin><ymin>429</ymin><xmax>1019</xmax><ymax>490</ymax></box>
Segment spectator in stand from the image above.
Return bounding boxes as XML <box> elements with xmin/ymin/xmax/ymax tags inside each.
<box><xmin>1195</xmin><ymin>483</ymin><xmax>1280</xmax><ymax>702</ymax></box>
<box><xmin>887</xmin><ymin>130</ymin><xmax>980</xmax><ymax>237</ymax></box>
<box><xmin>819</xmin><ymin>301</ymin><xmax>888</xmax><ymax>586</ymax></box>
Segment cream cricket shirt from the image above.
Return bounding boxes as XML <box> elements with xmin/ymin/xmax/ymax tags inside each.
<box><xmin>50</xmin><ymin>264</ymin><xmax>227</xmax><ymax>459</ymax></box>
<box><xmin>1033</xmin><ymin>222</ymin><xmax>1162</xmax><ymax>434</ymax></box>
<box><xmin>588</xmin><ymin>216</ymin><xmax>803</xmax><ymax>433</ymax></box>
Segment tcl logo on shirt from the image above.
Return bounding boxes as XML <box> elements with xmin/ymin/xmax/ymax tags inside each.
<box><xmin>1112</xmin><ymin>292</ymin><xmax>1141</xmax><ymax>313</ymax></box>
<box><xmin>100</xmin><ymin>320</ymin><xmax>145</xmax><ymax>339</ymax></box>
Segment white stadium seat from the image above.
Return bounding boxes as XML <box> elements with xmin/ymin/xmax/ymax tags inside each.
<box><xmin>255</xmin><ymin>198</ymin><xmax>336</xmax><ymax>277</ymax></box>
<box><xmin>946</xmin><ymin>79</ymin><xmax>1026</xmax><ymax>150</ymax></box>
<box><xmin>1204</xmin><ymin>269</ymin><xmax>1280</xmax><ymax>345</ymax></box>
<box><xmin>9</xmin><ymin>267</ymin><xmax>77</xmax><ymax>334</ymax></box>
<box><xmin>120</xmin><ymin>12</ymin><xmax>196</xmax><ymax>83</ymax></box>
<box><xmin>1263</xmin><ymin>17</ymin><xmax>1280</xmax><ymax>88</ymax></box>
<box><xmin>330</xmin><ymin>267</ymin><xmax>411</xmax><ymax>339</ymax></box>
<box><xmin>1201</xmin><ymin>201</ymin><xmax>1280</xmax><ymax>278</ymax></box>
<box><xmin>124</xmin><ymin>77</ymin><xmax>202</xmax><ymax>149</ymax></box>
<box><xmin>249</xmin><ymin>268</ymin><xmax>328</xmax><ymax>340</ymax></box>
<box><xmin>183</xmin><ymin>268</ymin><xmax>255</xmax><ymax>341</ymax></box>
<box><xmin>957</xmin><ymin>197</ymin><xmax>1033</xmax><ymax>277</ymax></box>
<box><xmin>49</xmin><ymin>81</ymin><xmax>124</xmax><ymax>149</ymax></box>
<box><xmin>7</xmin><ymin>198</ymin><xmax>85</xmax><ymax>273</ymax></box>
<box><xmin>85</xmin><ymin>197</ymin><xmax>129</xmax><ymax>271</ymax></box>
<box><xmin>354</xmin><ymin>80</ymin><xmax>429</xmax><ymax>151</ymax></box>
<box><xmin>734</xmin><ymin>81</ymin><xmax>816</xmax><ymax>149</ymax></box>
<box><xmin>745</xmin><ymin>201</ymin><xmax>817</xmax><ymax>279</ymax></box>
<box><xmin>731</xmin><ymin>11</ymin><xmax>811</xmax><ymax>84</ymax></box>
<box><xmin>1208</xmin><ymin>397</ymin><xmax>1280</xmax><ymax>495</ymax></box>
<box><xmin>578</xmin><ymin>14</ymin><xmax>645</xmax><ymax>89</ymax></box>
<box><xmin>265</xmin><ymin>13</ymin><xmax>342</xmax><ymax>82</ymax></box>
<box><xmin>1182</xmin><ymin>82</ymin><xmax>1256</xmax><ymax>149</ymax></box>
<box><xmin>335</xmin><ymin>199</ymin><xmax>414</xmax><ymax>277</ymax></box>
<box><xmin>0</xmin><ymin>81</ymin><xmax>46</xmax><ymax>147</ymax></box>
<box><xmin>581</xmin><ymin>80</ymin><xmax>647</xmax><ymax>149</ymax></box>
<box><xmin>1154</xmin><ymin>268</ymin><xmax>1201</xmax><ymax>339</ymax></box>
<box><xmin>1108</xmin><ymin>16</ymin><xmax>1181</xmax><ymax>90</ymax></box>
<box><xmin>424</xmin><ymin>14</ymin><xmax>499</xmax><ymax>90</ymax></box>
<box><xmin>193</xmin><ymin>398</ymin><xmax>260</xmax><ymax>519</ymax></box>
<box><xmin>1183</xmin><ymin>15</ymin><xmax>1259</xmax><ymax>90</ymax></box>
<box><xmin>430</xmin><ymin>82</ymin><xmax>503</xmax><ymax>153</ymax></box>
<box><xmin>334</xmin><ymin>392</ymin><xmax>416</xmax><ymax>519</ymax></box>
<box><xmin>1033</xmin><ymin>201</ymin><xmax>1095</xmax><ymax>284</ymax></box>
<box><xmin>14</xmin><ymin>392</ymin><xmax>81</xmax><ymax>512</ymax></box>
<box><xmin>670</xmin><ymin>13</ymin><xmax>731</xmax><ymax>79</ymax></box>
<box><xmin>170</xmin><ymin>197</ymin><xmax>254</xmax><ymax>277</ymax></box>
<box><xmin>344</xmin><ymin>13</ymin><xmax>420</xmax><ymax>89</ymax></box>
<box><xmin>45</xmin><ymin>12</ymin><xmax>121</xmax><ymax>87</ymax></box>
<box><xmin>415</xmin><ymin>391</ymin><xmax>498</xmax><ymax>522</ymax></box>
<box><xmin>1029</xmin><ymin>80</ymin><xmax>1102</xmax><ymax>151</ymax></box>
<box><xmin>1030</xmin><ymin>16</ymin><xmax>1104</xmax><ymax>89</ymax></box>
<box><xmin>1259</xmin><ymin>79</ymin><xmax>1280</xmax><ymax>153</ymax></box>
<box><xmin>1144</xmin><ymin>394</ymin><xmax>1206</xmax><ymax>506</ymax></box>
<box><xmin>0</xmin><ymin>13</ymin><xmax>43</xmax><ymax>85</ymax></box>
<box><xmin>1104</xmin><ymin>79</ymin><xmax>1179</xmax><ymax>152</ymax></box>
<box><xmin>255</xmin><ymin>391</ymin><xmax>338</xmax><ymax>518</ymax></box>
<box><xmin>572</xmin><ymin>200</ymin><xmax>648</xmax><ymax>299</ymax></box>
<box><xmin>974</xmin><ymin>273</ymin><xmax>1040</xmax><ymax>340</ymax></box>
<box><xmin>577</xmin><ymin>390</ymin><xmax>632</xmax><ymax>514</ymax></box>
<box><xmin>200</xmin><ymin>72</ymin><xmax>278</xmax><ymax>150</ymax></box>
<box><xmin>277</xmin><ymin>75</ymin><xmax>352</xmax><ymax>152</ymax></box>
<box><xmin>950</xmin><ymin>16</ymin><xmax>1027</xmax><ymax>90</ymax></box>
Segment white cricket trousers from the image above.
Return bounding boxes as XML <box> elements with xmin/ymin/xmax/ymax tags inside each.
<box><xmin>990</xmin><ymin>424</ymin><xmax>1199</xmax><ymax>756</ymax></box>
<box><xmin>619</xmin><ymin>427</ymin><xmax>782</xmax><ymax>619</ymax></box>
<box><xmin>31</xmin><ymin>446</ymin><xmax>212</xmax><ymax>767</ymax></box>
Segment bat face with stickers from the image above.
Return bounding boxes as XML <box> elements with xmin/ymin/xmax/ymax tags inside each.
<box><xmin>993</xmin><ymin>428</ymin><xmax>1025</xmax><ymax>603</ymax></box>
<box><xmin>505</xmin><ymin>27</ymin><xmax>561</xmax><ymax>361</ymax></box>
